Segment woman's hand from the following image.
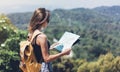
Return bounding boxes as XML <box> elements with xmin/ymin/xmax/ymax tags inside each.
<box><xmin>50</xmin><ymin>42</ymin><xmax>71</xmax><ymax>55</ymax></box>
<box><xmin>61</xmin><ymin>48</ymin><xmax>71</xmax><ymax>55</ymax></box>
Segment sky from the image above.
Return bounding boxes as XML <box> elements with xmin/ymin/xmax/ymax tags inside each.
<box><xmin>0</xmin><ymin>0</ymin><xmax>120</xmax><ymax>14</ymax></box>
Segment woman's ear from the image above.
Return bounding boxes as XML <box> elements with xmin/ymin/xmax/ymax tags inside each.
<box><xmin>43</xmin><ymin>21</ymin><xmax>48</xmax><ymax>27</ymax></box>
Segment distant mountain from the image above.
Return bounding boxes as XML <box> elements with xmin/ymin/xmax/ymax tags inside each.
<box><xmin>94</xmin><ymin>6</ymin><xmax>120</xmax><ymax>15</ymax></box>
<box><xmin>7</xmin><ymin>12</ymin><xmax>32</xmax><ymax>29</ymax></box>
<box><xmin>7</xmin><ymin>6</ymin><xmax>120</xmax><ymax>32</ymax></box>
<box><xmin>93</xmin><ymin>6</ymin><xmax>120</xmax><ymax>21</ymax></box>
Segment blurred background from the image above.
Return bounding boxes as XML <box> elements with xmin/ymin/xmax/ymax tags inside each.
<box><xmin>0</xmin><ymin>0</ymin><xmax>120</xmax><ymax>72</ymax></box>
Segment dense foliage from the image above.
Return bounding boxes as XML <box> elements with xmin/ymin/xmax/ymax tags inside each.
<box><xmin>0</xmin><ymin>14</ymin><xmax>27</xmax><ymax>72</ymax></box>
<box><xmin>1</xmin><ymin>6</ymin><xmax>120</xmax><ymax>72</ymax></box>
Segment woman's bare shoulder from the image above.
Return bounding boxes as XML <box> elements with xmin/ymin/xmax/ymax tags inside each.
<box><xmin>37</xmin><ymin>33</ymin><xmax>47</xmax><ymax>40</ymax></box>
<box><xmin>36</xmin><ymin>33</ymin><xmax>47</xmax><ymax>45</ymax></box>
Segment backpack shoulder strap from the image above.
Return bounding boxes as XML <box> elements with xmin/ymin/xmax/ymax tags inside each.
<box><xmin>29</xmin><ymin>30</ymin><xmax>42</xmax><ymax>42</ymax></box>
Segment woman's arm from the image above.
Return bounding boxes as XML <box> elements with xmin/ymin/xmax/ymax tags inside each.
<box><xmin>37</xmin><ymin>34</ymin><xmax>71</xmax><ymax>63</ymax></box>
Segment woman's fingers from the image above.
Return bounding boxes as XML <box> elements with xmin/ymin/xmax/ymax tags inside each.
<box><xmin>62</xmin><ymin>48</ymin><xmax>71</xmax><ymax>55</ymax></box>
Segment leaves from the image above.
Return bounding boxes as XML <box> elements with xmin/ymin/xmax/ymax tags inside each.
<box><xmin>1</xmin><ymin>6</ymin><xmax>120</xmax><ymax>72</ymax></box>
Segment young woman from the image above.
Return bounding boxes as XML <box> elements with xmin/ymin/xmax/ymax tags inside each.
<box><xmin>28</xmin><ymin>8</ymin><xmax>71</xmax><ymax>72</ymax></box>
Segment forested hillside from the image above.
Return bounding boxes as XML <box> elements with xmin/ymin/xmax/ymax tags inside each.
<box><xmin>94</xmin><ymin>6</ymin><xmax>120</xmax><ymax>21</ymax></box>
<box><xmin>7</xmin><ymin>6</ymin><xmax>120</xmax><ymax>60</ymax></box>
<box><xmin>7</xmin><ymin>6</ymin><xmax>120</xmax><ymax>38</ymax></box>
<box><xmin>7</xmin><ymin>6</ymin><xmax>120</xmax><ymax>29</ymax></box>
<box><xmin>1</xmin><ymin>6</ymin><xmax>120</xmax><ymax>72</ymax></box>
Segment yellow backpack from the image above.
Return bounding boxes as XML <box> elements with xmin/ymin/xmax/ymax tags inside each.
<box><xmin>19</xmin><ymin>32</ymin><xmax>41</xmax><ymax>72</ymax></box>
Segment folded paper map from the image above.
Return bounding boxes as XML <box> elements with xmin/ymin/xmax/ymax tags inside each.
<box><xmin>54</xmin><ymin>31</ymin><xmax>80</xmax><ymax>52</ymax></box>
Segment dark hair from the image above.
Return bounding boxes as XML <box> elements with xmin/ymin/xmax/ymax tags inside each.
<box><xmin>28</xmin><ymin>8</ymin><xmax>50</xmax><ymax>33</ymax></box>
